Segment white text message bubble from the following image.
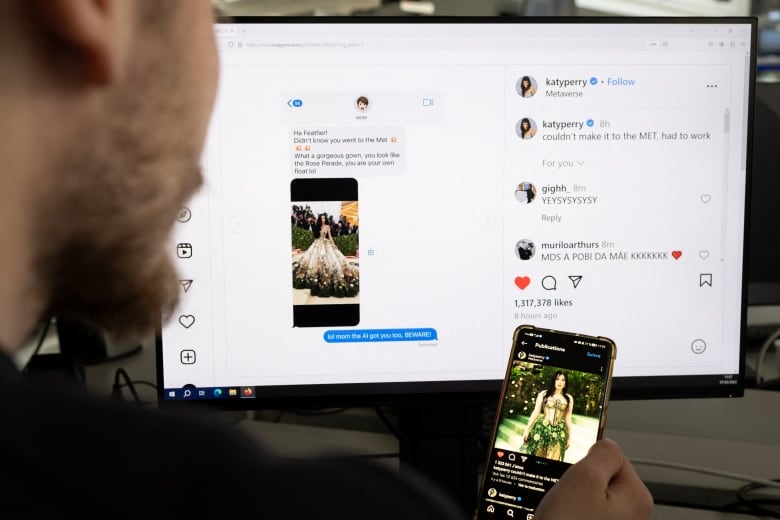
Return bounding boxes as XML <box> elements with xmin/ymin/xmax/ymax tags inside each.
<box><xmin>291</xmin><ymin>126</ymin><xmax>406</xmax><ymax>176</ymax></box>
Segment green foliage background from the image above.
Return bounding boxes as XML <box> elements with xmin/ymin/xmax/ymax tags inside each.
<box><xmin>501</xmin><ymin>362</ymin><xmax>605</xmax><ymax>420</ymax></box>
<box><xmin>291</xmin><ymin>226</ymin><xmax>358</xmax><ymax>257</ymax></box>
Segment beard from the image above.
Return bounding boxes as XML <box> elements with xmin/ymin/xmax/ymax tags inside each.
<box><xmin>36</xmin><ymin>137</ymin><xmax>203</xmax><ymax>342</ymax></box>
<box><xmin>32</xmin><ymin>45</ymin><xmax>206</xmax><ymax>342</ymax></box>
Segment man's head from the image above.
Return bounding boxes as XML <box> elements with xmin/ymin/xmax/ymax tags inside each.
<box><xmin>0</xmin><ymin>1</ymin><xmax>218</xmax><ymax>349</ymax></box>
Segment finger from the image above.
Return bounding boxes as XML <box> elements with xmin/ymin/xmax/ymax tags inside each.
<box><xmin>573</xmin><ymin>439</ymin><xmax>626</xmax><ymax>483</ymax></box>
<box><xmin>589</xmin><ymin>441</ymin><xmax>654</xmax><ymax>512</ymax></box>
<box><xmin>608</xmin><ymin>451</ymin><xmax>647</xmax><ymax>493</ymax></box>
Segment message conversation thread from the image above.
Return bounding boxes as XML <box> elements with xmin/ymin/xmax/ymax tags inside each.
<box><xmin>160</xmin><ymin>21</ymin><xmax>750</xmax><ymax>400</ymax></box>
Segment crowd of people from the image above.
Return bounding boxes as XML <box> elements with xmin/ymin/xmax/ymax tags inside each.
<box><xmin>292</xmin><ymin>205</ymin><xmax>358</xmax><ymax>237</ymax></box>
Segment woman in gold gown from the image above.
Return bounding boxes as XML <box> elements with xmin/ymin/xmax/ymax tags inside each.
<box><xmin>293</xmin><ymin>213</ymin><xmax>359</xmax><ymax>298</ymax></box>
<box><xmin>522</xmin><ymin>371</ymin><xmax>573</xmax><ymax>461</ymax></box>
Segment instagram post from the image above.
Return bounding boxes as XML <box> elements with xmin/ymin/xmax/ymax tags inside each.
<box><xmin>493</xmin><ymin>360</ymin><xmax>606</xmax><ymax>464</ymax></box>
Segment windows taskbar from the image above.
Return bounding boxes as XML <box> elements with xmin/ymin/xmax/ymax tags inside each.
<box><xmin>163</xmin><ymin>386</ymin><xmax>256</xmax><ymax>400</ymax></box>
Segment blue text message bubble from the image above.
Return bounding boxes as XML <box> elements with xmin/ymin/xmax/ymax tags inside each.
<box><xmin>323</xmin><ymin>328</ymin><xmax>438</xmax><ymax>343</ymax></box>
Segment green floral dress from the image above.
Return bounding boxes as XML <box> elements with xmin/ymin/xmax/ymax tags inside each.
<box><xmin>524</xmin><ymin>394</ymin><xmax>570</xmax><ymax>461</ymax></box>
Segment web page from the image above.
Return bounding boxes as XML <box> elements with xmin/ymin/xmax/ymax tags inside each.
<box><xmin>160</xmin><ymin>21</ymin><xmax>752</xmax><ymax>395</ymax></box>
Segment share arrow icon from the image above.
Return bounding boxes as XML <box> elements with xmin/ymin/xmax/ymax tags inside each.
<box><xmin>568</xmin><ymin>275</ymin><xmax>583</xmax><ymax>289</ymax></box>
<box><xmin>179</xmin><ymin>279</ymin><xmax>193</xmax><ymax>293</ymax></box>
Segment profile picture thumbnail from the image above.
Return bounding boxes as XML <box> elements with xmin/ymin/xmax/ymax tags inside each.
<box><xmin>516</xmin><ymin>117</ymin><xmax>537</xmax><ymax>140</ymax></box>
<box><xmin>515</xmin><ymin>182</ymin><xmax>537</xmax><ymax>204</ymax></box>
<box><xmin>356</xmin><ymin>95</ymin><xmax>370</xmax><ymax>112</ymax></box>
<box><xmin>516</xmin><ymin>75</ymin><xmax>538</xmax><ymax>98</ymax></box>
<box><xmin>515</xmin><ymin>239</ymin><xmax>535</xmax><ymax>260</ymax></box>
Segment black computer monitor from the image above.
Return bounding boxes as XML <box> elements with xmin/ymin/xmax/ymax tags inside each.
<box><xmin>156</xmin><ymin>16</ymin><xmax>756</xmax><ymax>409</ymax></box>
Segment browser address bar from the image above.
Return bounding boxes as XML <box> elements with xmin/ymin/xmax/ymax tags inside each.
<box><xmin>219</xmin><ymin>38</ymin><xmax>366</xmax><ymax>50</ymax></box>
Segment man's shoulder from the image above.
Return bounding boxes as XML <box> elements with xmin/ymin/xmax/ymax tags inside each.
<box><xmin>0</xmin><ymin>366</ymin><xmax>467</xmax><ymax>518</ymax></box>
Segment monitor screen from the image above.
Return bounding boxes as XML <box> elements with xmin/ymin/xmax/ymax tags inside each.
<box><xmin>156</xmin><ymin>16</ymin><xmax>756</xmax><ymax>407</ymax></box>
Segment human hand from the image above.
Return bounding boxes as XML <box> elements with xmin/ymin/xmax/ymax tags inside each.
<box><xmin>534</xmin><ymin>438</ymin><xmax>653</xmax><ymax>520</ymax></box>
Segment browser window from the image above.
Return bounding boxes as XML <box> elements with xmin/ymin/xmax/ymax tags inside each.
<box><xmin>159</xmin><ymin>19</ymin><xmax>753</xmax><ymax>401</ymax></box>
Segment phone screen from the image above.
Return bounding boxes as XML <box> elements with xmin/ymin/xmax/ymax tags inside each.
<box><xmin>291</xmin><ymin>177</ymin><xmax>360</xmax><ymax>327</ymax></box>
<box><xmin>475</xmin><ymin>325</ymin><xmax>616</xmax><ymax>519</ymax></box>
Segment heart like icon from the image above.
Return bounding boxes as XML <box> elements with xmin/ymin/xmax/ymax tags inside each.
<box><xmin>496</xmin><ymin>451</ymin><xmax>505</xmax><ymax>458</ymax></box>
<box><xmin>179</xmin><ymin>315</ymin><xmax>195</xmax><ymax>328</ymax></box>
<box><xmin>514</xmin><ymin>276</ymin><xmax>531</xmax><ymax>290</ymax></box>
<box><xmin>672</xmin><ymin>251</ymin><xmax>683</xmax><ymax>260</ymax></box>
<box><xmin>699</xmin><ymin>250</ymin><xmax>710</xmax><ymax>259</ymax></box>
<box><xmin>700</xmin><ymin>194</ymin><xmax>712</xmax><ymax>203</ymax></box>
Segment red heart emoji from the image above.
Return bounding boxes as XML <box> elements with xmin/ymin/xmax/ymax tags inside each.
<box><xmin>496</xmin><ymin>451</ymin><xmax>505</xmax><ymax>458</ymax></box>
<box><xmin>672</xmin><ymin>251</ymin><xmax>682</xmax><ymax>260</ymax></box>
<box><xmin>514</xmin><ymin>276</ymin><xmax>531</xmax><ymax>290</ymax></box>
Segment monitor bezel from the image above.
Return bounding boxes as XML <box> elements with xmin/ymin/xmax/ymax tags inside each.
<box><xmin>156</xmin><ymin>15</ymin><xmax>756</xmax><ymax>409</ymax></box>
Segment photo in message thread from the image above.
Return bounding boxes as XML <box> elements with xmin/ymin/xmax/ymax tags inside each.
<box><xmin>291</xmin><ymin>178</ymin><xmax>360</xmax><ymax>327</ymax></box>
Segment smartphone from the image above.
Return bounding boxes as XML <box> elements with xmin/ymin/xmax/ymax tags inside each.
<box><xmin>290</xmin><ymin>177</ymin><xmax>360</xmax><ymax>327</ymax></box>
<box><xmin>474</xmin><ymin>324</ymin><xmax>617</xmax><ymax>519</ymax></box>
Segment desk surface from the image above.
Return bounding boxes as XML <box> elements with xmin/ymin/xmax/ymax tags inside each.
<box><xmin>82</xmin><ymin>333</ymin><xmax>780</xmax><ymax>519</ymax></box>
<box><xmin>234</xmin><ymin>390</ymin><xmax>780</xmax><ymax>519</ymax></box>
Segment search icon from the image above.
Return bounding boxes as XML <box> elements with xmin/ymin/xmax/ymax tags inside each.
<box><xmin>183</xmin><ymin>389</ymin><xmax>192</xmax><ymax>398</ymax></box>
<box><xmin>507</xmin><ymin>509</ymin><xmax>514</xmax><ymax>517</ymax></box>
<box><xmin>541</xmin><ymin>275</ymin><xmax>557</xmax><ymax>290</ymax></box>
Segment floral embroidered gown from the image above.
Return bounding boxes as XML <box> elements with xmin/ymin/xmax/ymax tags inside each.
<box><xmin>524</xmin><ymin>395</ymin><xmax>569</xmax><ymax>461</ymax></box>
<box><xmin>292</xmin><ymin>224</ymin><xmax>359</xmax><ymax>298</ymax></box>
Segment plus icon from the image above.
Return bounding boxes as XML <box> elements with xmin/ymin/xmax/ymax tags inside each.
<box><xmin>180</xmin><ymin>349</ymin><xmax>196</xmax><ymax>365</ymax></box>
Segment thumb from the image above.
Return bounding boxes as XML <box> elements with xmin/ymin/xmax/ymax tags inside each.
<box><xmin>577</xmin><ymin>438</ymin><xmax>626</xmax><ymax>483</ymax></box>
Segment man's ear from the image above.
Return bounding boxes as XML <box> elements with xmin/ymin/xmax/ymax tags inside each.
<box><xmin>29</xmin><ymin>0</ymin><xmax>129</xmax><ymax>85</ymax></box>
